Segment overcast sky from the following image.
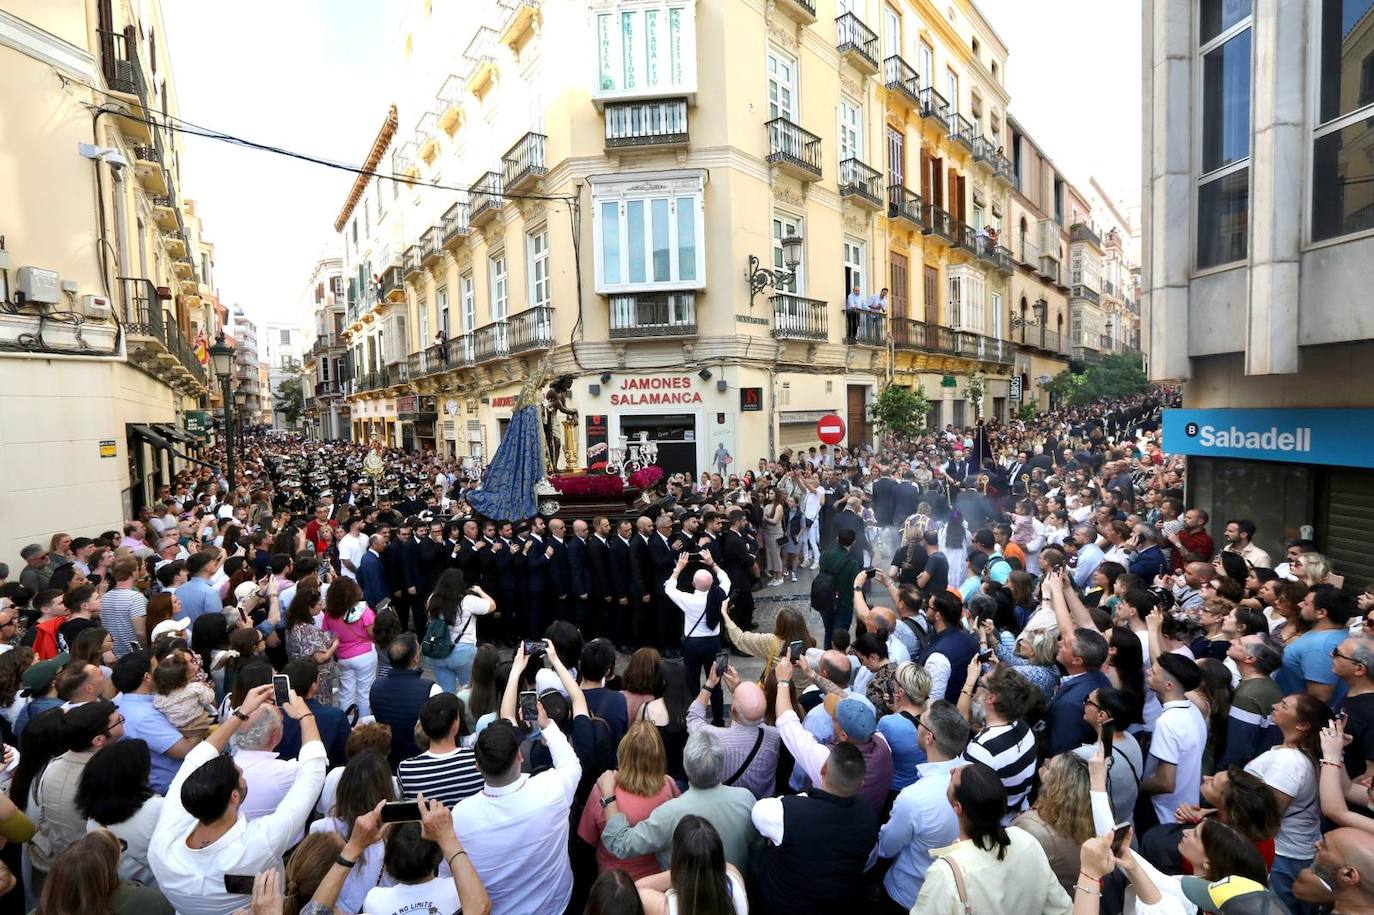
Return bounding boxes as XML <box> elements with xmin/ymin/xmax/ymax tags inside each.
<box><xmin>164</xmin><ymin>0</ymin><xmax>1142</xmax><ymax>329</ymax></box>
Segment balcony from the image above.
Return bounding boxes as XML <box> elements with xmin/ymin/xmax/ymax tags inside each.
<box><xmin>604</xmin><ymin>98</ymin><xmax>689</xmax><ymax>150</ymax></box>
<box><xmin>847</xmin><ymin>310</ymin><xmax>885</xmax><ymax>347</ymax></box>
<box><xmin>883</xmin><ymin>55</ymin><xmax>920</xmax><ymax>109</ymax></box>
<box><xmin>379</xmin><ymin>265</ymin><xmax>405</xmax><ymax>302</ymax></box>
<box><xmin>1071</xmin><ymin>284</ymin><xmax>1101</xmax><ymax>306</ymax></box>
<box><xmin>923</xmin><ymin>204</ymin><xmax>955</xmax><ymax>245</ymax></box>
<box><xmin>508</xmin><ymin>305</ymin><xmax>554</xmax><ymax>354</ymax></box>
<box><xmin>131</xmin><ymin>142</ymin><xmax>166</xmax><ymax>193</ymax></box>
<box><xmin>442</xmin><ymin>200</ymin><xmax>472</xmax><ymax>247</ymax></box>
<box><xmin>437</xmin><ymin>74</ymin><xmax>465</xmax><ymax>131</ymax></box>
<box><xmin>772</xmin><ymin>294</ymin><xmax>828</xmax><ymax>341</ymax></box>
<box><xmin>950</xmin><ymin>330</ymin><xmax>1012</xmax><ymax>364</ymax></box>
<box><xmin>1102</xmin><ymin>279</ymin><xmax>1116</xmax><ymax>298</ymax></box>
<box><xmin>395</xmin><ymin>141</ymin><xmax>418</xmax><ymax>179</ymax></box>
<box><xmin>502</xmin><ymin>132</ymin><xmax>547</xmax><ymax>193</ymax></box>
<box><xmin>469</xmin><ymin>172</ymin><xmax>504</xmax><ymax>226</ymax></box>
<box><xmin>117</xmin><ymin>277</ymin><xmax>208</xmax><ymax>390</ymax></box>
<box><xmin>1041</xmin><ymin>328</ymin><xmax>1063</xmax><ymax>355</ymax></box>
<box><xmin>407</xmin><ymin>347</ymin><xmax>445</xmax><ymax>380</ymax></box>
<box><xmin>891</xmin><ymin>317</ymin><xmax>1012</xmax><ymax>364</ymax></box>
<box><xmin>151</xmin><ymin>193</ymin><xmax>177</xmax><ymax>227</ymax></box>
<box><xmin>403</xmin><ymin>245</ymin><xmax>422</xmax><ymax>278</ymax></box>
<box><xmin>992</xmin><ymin>151</ymin><xmax>1014</xmax><ymax>186</ymax></box>
<box><xmin>954</xmin><ymin>221</ymin><xmax>979</xmax><ymax>257</ymax></box>
<box><xmin>499</xmin><ymin>0</ymin><xmax>542</xmax><ymax>50</ymax></box>
<box><xmin>609</xmin><ymin>293</ymin><xmax>697</xmax><ymax>338</ymax></box>
<box><xmin>464</xmin><ymin>27</ymin><xmax>499</xmax><ymax>96</ymax></box>
<box><xmin>1039</xmin><ymin>257</ymin><xmax>1061</xmax><ymax>284</ymax></box>
<box><xmin>421</xmin><ymin>226</ymin><xmax>444</xmax><ymax>266</ymax></box>
<box><xmin>887</xmin><ymin>185</ymin><xmax>922</xmax><ymax>228</ymax></box>
<box><xmin>766</xmin><ymin>118</ymin><xmax>822</xmax><ymax>181</ymax></box>
<box><xmin>838</xmin><ymin>158</ymin><xmax>882</xmax><ymax>210</ymax></box>
<box><xmin>444</xmin><ymin>334</ymin><xmax>476</xmax><ymax>367</ymax></box>
<box><xmin>918</xmin><ymin>87</ymin><xmax>949</xmax><ymax>126</ymax></box>
<box><xmin>1071</xmin><ymin>222</ymin><xmax>1102</xmax><ymax>250</ymax></box>
<box><xmin>472</xmin><ymin>321</ymin><xmax>508</xmax><ymax>363</ymax></box>
<box><xmin>835</xmin><ymin>13</ymin><xmax>879</xmax><ymax>74</ymax></box>
<box><xmin>773</xmin><ymin>0</ymin><xmax>816</xmax><ymax>25</ymax></box>
<box><xmin>948</xmin><ymin>112</ymin><xmax>978</xmax><ymax>153</ymax></box>
<box><xmin>163</xmin><ymin>230</ymin><xmax>187</xmax><ymax>256</ymax></box>
<box><xmin>991</xmin><ymin>245</ymin><xmax>1014</xmax><ymax>275</ymax></box>
<box><xmin>972</xmin><ymin>136</ymin><xmax>994</xmax><ymax>164</ymax></box>
<box><xmin>417</xmin><ymin>110</ymin><xmax>442</xmax><ymax>160</ymax></box>
<box><xmin>98</xmin><ymin>28</ymin><xmax>149</xmax><ymax>132</ymax></box>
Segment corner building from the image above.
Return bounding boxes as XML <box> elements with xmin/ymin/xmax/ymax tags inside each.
<box><xmin>341</xmin><ymin>0</ymin><xmax>1021</xmax><ymax>474</ymax></box>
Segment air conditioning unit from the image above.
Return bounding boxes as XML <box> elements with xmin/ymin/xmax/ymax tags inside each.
<box><xmin>81</xmin><ymin>295</ymin><xmax>112</xmax><ymax>320</ymax></box>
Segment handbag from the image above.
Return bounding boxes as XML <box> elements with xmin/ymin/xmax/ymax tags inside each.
<box><xmin>941</xmin><ymin>854</ymin><xmax>973</xmax><ymax>915</ymax></box>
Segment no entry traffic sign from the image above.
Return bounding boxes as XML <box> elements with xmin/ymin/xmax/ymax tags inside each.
<box><xmin>816</xmin><ymin>414</ymin><xmax>846</xmax><ymax>445</ymax></box>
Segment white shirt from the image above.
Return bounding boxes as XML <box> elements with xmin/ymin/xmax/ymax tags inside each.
<box><xmin>665</xmin><ymin>569</ymin><xmax>732</xmax><ymax>639</ymax></box>
<box><xmin>363</xmin><ymin>879</ymin><xmax>459</xmax><ymax>915</ymax></box>
<box><xmin>87</xmin><ymin>795</ymin><xmax>165</xmax><ymax>887</ymax></box>
<box><xmin>887</xmin><ymin>635</ymin><xmax>912</xmax><ymax>666</ymax></box>
<box><xmin>1144</xmin><ymin>699</ymin><xmax>1207</xmax><ymax>824</ymax></box>
<box><xmin>1245</xmin><ymin>746</ymin><xmax>1320</xmax><ymax>859</ymax></box>
<box><xmin>338</xmin><ymin>532</ymin><xmax>368</xmax><ymax>580</ymax></box>
<box><xmin>149</xmin><ymin>738</ymin><xmax>327</xmax><ymax>915</ymax></box>
<box><xmin>452</xmin><ymin>723</ymin><xmax>582</xmax><ymax>915</ymax></box>
<box><xmin>232</xmin><ymin>748</ymin><xmax>301</xmax><ymax>824</ymax></box>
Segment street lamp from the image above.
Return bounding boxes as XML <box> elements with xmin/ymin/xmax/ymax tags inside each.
<box><xmin>746</xmin><ymin>234</ymin><xmax>802</xmax><ymax>308</ymax></box>
<box><xmin>208</xmin><ymin>333</ymin><xmax>236</xmax><ymax>492</ymax></box>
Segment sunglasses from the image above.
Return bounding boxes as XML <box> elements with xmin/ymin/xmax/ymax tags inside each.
<box><xmin>1332</xmin><ymin>647</ymin><xmax>1360</xmax><ymax>664</ymax></box>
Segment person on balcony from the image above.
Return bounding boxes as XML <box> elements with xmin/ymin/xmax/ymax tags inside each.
<box><xmin>845</xmin><ymin>282</ymin><xmax>864</xmax><ymax>343</ymax></box>
<box><xmin>433</xmin><ymin>329</ymin><xmax>447</xmax><ymax>366</ymax></box>
<box><xmin>866</xmin><ymin>288</ymin><xmax>889</xmax><ymax>343</ymax></box>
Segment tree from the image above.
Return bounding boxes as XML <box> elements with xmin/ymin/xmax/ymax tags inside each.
<box><xmin>1043</xmin><ymin>353</ymin><xmax>1149</xmax><ymax>408</ymax></box>
<box><xmin>869</xmin><ymin>384</ymin><xmax>930</xmax><ymax>441</ymax></box>
<box><xmin>273</xmin><ymin>377</ymin><xmax>304</xmax><ymax>428</ymax></box>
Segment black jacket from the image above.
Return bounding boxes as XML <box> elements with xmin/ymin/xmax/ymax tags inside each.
<box><xmin>871</xmin><ymin>476</ymin><xmax>898</xmax><ymax>527</ymax></box>
<box><xmin>833</xmin><ymin>508</ymin><xmax>869</xmax><ymax>558</ymax></box>
<box><xmin>546</xmin><ymin>536</ymin><xmax>572</xmax><ymax>597</ymax></box>
<box><xmin>567</xmin><ymin>535</ymin><xmax>590</xmax><ymax>597</ymax></box>
<box><xmin>587</xmin><ymin>534</ymin><xmax>612</xmax><ymax>600</ymax></box>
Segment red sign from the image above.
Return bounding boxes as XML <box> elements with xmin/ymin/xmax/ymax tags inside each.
<box><xmin>490</xmin><ymin>396</ymin><xmax>516</xmax><ymax>408</ymax></box>
<box><xmin>816</xmin><ymin>414</ymin><xmax>846</xmax><ymax>445</ymax></box>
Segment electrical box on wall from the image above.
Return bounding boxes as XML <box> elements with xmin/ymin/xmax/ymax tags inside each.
<box><xmin>81</xmin><ymin>295</ymin><xmax>111</xmax><ymax>320</ymax></box>
<box><xmin>16</xmin><ymin>267</ymin><xmax>60</xmax><ymax>304</ymax></box>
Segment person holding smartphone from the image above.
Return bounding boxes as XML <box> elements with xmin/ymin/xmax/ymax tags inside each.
<box><xmin>147</xmin><ymin>682</ymin><xmax>327</xmax><ymax>915</ymax></box>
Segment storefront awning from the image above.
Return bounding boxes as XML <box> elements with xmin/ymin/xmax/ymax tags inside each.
<box><xmin>128</xmin><ymin>424</ymin><xmax>175</xmax><ymax>451</ymax></box>
<box><xmin>152</xmin><ymin>423</ymin><xmax>197</xmax><ymax>445</ymax></box>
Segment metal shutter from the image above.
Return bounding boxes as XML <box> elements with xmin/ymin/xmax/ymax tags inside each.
<box><xmin>1320</xmin><ymin>469</ymin><xmax>1374</xmax><ymax>591</ymax></box>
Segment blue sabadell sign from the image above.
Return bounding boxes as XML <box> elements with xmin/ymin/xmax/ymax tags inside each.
<box><xmin>1163</xmin><ymin>408</ymin><xmax>1374</xmax><ymax>469</ymax></box>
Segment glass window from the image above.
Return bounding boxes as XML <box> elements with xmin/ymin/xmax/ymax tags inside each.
<box><xmin>773</xmin><ymin>214</ymin><xmax>802</xmax><ymax>293</ymax></box>
<box><xmin>601</xmin><ymin>201</ymin><xmax>621</xmax><ymax>284</ymax></box>
<box><xmin>1197</xmin><ymin>168</ymin><xmax>1249</xmax><ymax>269</ymax></box>
<box><xmin>598</xmin><ymin>13</ymin><xmax>615</xmax><ymax>90</ymax></box>
<box><xmin>489</xmin><ymin>255</ymin><xmax>507</xmax><ymax>319</ymax></box>
<box><xmin>460</xmin><ymin>274</ymin><xmax>475</xmax><ymax>332</ymax></box>
<box><xmin>839</xmin><ymin>99</ymin><xmax>862</xmax><ymax>160</ymax></box>
<box><xmin>1312</xmin><ymin>119</ymin><xmax>1374</xmax><ymax>241</ymax></box>
<box><xmin>1200</xmin><ymin>0</ymin><xmax>1252</xmax><ymax>44</ymax></box>
<box><xmin>651</xmin><ymin>198</ymin><xmax>671</xmax><ymax>282</ymax></box>
<box><xmin>437</xmin><ymin>285</ymin><xmax>449</xmax><ymax>337</ymax></box>
<box><xmin>627</xmin><ymin>199</ymin><xmax>646</xmax><ymax>283</ymax></box>
<box><xmin>1201</xmin><ymin>29</ymin><xmax>1252</xmax><ymax>174</ymax></box>
<box><xmin>621</xmin><ymin>11</ymin><xmax>638</xmax><ymax>89</ymax></box>
<box><xmin>527</xmin><ymin>230</ymin><xmax>550</xmax><ymax>308</ymax></box>
<box><xmin>676</xmin><ymin>197</ymin><xmax>696</xmax><ymax>281</ymax></box>
<box><xmin>768</xmin><ymin>50</ymin><xmax>795</xmax><ymax>121</ymax></box>
<box><xmin>419</xmin><ymin>295</ymin><xmax>429</xmax><ymax>342</ymax></box>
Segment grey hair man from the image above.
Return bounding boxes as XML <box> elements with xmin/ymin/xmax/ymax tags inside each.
<box><xmin>229</xmin><ymin>705</ymin><xmax>297</xmax><ymax>822</ymax></box>
<box><xmin>599</xmin><ymin>729</ymin><xmax>758</xmax><ymax>874</ymax></box>
<box><xmin>1329</xmin><ymin>634</ymin><xmax>1374</xmax><ymax>779</ymax></box>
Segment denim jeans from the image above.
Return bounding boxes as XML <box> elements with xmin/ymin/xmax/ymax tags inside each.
<box><xmin>428</xmin><ymin>641</ymin><xmax>477</xmax><ymax>693</ymax></box>
<box><xmin>1269</xmin><ymin>853</ymin><xmax>1315</xmax><ymax>915</ymax></box>
<box><xmin>820</xmin><ymin>604</ymin><xmax>854</xmax><ymax>649</ymax></box>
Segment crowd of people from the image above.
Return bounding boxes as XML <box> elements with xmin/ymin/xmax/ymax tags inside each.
<box><xmin>1</xmin><ymin>387</ymin><xmax>1371</xmax><ymax>914</ymax></box>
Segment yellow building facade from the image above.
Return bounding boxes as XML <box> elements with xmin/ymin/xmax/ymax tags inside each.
<box><xmin>0</xmin><ymin>0</ymin><xmax>217</xmax><ymax>558</ymax></box>
<box><xmin>336</xmin><ymin>0</ymin><xmax>1022</xmax><ymax>475</ymax></box>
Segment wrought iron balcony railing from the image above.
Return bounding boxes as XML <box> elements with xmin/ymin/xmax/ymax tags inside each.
<box><xmin>772</xmin><ymin>294</ymin><xmax>828</xmax><ymax>341</ymax></box>
<box><xmin>766</xmin><ymin>118</ymin><xmax>822</xmax><ymax>179</ymax></box>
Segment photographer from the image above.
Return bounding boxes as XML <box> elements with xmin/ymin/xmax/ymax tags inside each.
<box><xmin>662</xmin><ymin>551</ymin><xmax>730</xmax><ymax>724</ymax></box>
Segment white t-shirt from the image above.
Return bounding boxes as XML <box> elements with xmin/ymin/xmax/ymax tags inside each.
<box><xmin>87</xmin><ymin>795</ymin><xmax>165</xmax><ymax>887</ymax></box>
<box><xmin>1145</xmin><ymin>699</ymin><xmax>1207</xmax><ymax>824</ymax></box>
<box><xmin>338</xmin><ymin>533</ymin><xmax>368</xmax><ymax>580</ymax></box>
<box><xmin>1245</xmin><ymin>747</ymin><xmax>1320</xmax><ymax>859</ymax></box>
<box><xmin>362</xmin><ymin>878</ymin><xmax>460</xmax><ymax>915</ymax></box>
<box><xmin>443</xmin><ymin>594</ymin><xmax>491</xmax><ymax>646</ymax></box>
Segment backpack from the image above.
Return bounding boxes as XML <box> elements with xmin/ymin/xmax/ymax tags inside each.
<box><xmin>419</xmin><ymin>616</ymin><xmax>453</xmax><ymax>660</ymax></box>
<box><xmin>899</xmin><ymin>616</ymin><xmax>931</xmax><ymax>655</ymax></box>
<box><xmin>810</xmin><ymin>569</ymin><xmax>837</xmax><ymax>613</ymax></box>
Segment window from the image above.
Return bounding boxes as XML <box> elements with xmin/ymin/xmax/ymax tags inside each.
<box><xmin>918</xmin><ymin>41</ymin><xmax>934</xmax><ymax>88</ymax></box>
<box><xmin>527</xmin><ymin>229</ymin><xmax>550</xmax><ymax>308</ymax></box>
<box><xmin>991</xmin><ymin>291</ymin><xmax>1003</xmax><ymax>340</ymax></box>
<box><xmin>321</xmin><ymin>358</ymin><xmax>330</xmax><ymax>382</ymax></box>
<box><xmin>460</xmin><ymin>273</ymin><xmax>475</xmax><ymax>333</ymax></box>
<box><xmin>592</xmin><ymin>172</ymin><xmax>705</xmax><ymax>293</ymax></box>
<box><xmin>839</xmin><ymin>98</ymin><xmax>863</xmax><ymax>161</ymax></box>
<box><xmin>1313</xmin><ymin>0</ymin><xmax>1374</xmax><ymax>242</ymax></box>
<box><xmin>773</xmin><ymin>213</ymin><xmax>803</xmax><ymax>293</ymax></box>
<box><xmin>768</xmin><ymin>49</ymin><xmax>796</xmax><ymax>121</ymax></box>
<box><xmin>946</xmin><ymin>69</ymin><xmax>959</xmax><ymax>114</ymax></box>
<box><xmin>595</xmin><ymin>3</ymin><xmax>696</xmax><ymax>97</ymax></box>
<box><xmin>947</xmin><ymin>265</ymin><xmax>985</xmax><ymax>333</ymax></box>
<box><xmin>1197</xmin><ymin>1</ymin><xmax>1251</xmax><ymax>268</ymax></box>
<box><xmin>280</xmin><ymin>329</ymin><xmax>291</xmax><ymax>345</ymax></box>
<box><xmin>419</xmin><ymin>294</ymin><xmax>429</xmax><ymax>344</ymax></box>
<box><xmin>488</xmin><ymin>254</ymin><xmax>508</xmax><ymax>320</ymax></box>
<box><xmin>437</xmin><ymin>285</ymin><xmax>449</xmax><ymax>337</ymax></box>
<box><xmin>843</xmin><ymin>239</ymin><xmax>865</xmax><ymax>297</ymax></box>
<box><xmin>883</xmin><ymin>6</ymin><xmax>901</xmax><ymax>59</ymax></box>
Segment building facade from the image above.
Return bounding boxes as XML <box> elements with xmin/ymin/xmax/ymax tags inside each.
<box><xmin>262</xmin><ymin>320</ymin><xmax>306</xmax><ymax>430</ymax></box>
<box><xmin>326</xmin><ymin>0</ymin><xmax>1029</xmax><ymax>475</ymax></box>
<box><xmin>1144</xmin><ymin>0</ymin><xmax>1374</xmax><ymax>587</ymax></box>
<box><xmin>300</xmin><ymin>255</ymin><xmax>349</xmax><ymax>440</ymax></box>
<box><xmin>231</xmin><ymin>308</ymin><xmax>263</xmax><ymax>429</ymax></box>
<box><xmin>0</xmin><ymin>0</ymin><xmax>221</xmax><ymax>557</ymax></box>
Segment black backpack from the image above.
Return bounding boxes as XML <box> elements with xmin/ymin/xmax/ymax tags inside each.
<box><xmin>810</xmin><ymin>568</ymin><xmax>837</xmax><ymax>613</ymax></box>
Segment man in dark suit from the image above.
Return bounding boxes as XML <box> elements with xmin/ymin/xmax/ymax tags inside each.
<box><xmin>490</xmin><ymin>522</ymin><xmax>521</xmax><ymax>644</ymax></box>
<box><xmin>413</xmin><ymin>522</ymin><xmax>447</xmax><ymax>611</ymax></box>
<box><xmin>1044</xmin><ymin>627</ymin><xmax>1112</xmax><ymax>757</ymax></box>
<box><xmin>608</xmin><ymin>519</ymin><xmax>641</xmax><ymax>651</ymax></box>
<box><xmin>833</xmin><ymin>496</ymin><xmax>870</xmax><ymax>565</ymax></box>
<box><xmin>649</xmin><ymin>514</ymin><xmax>679</xmax><ymax>654</ymax></box>
<box><xmin>633</xmin><ymin>516</ymin><xmax>658</xmax><ymax>650</ymax></box>
<box><xmin>521</xmin><ymin>518</ymin><xmax>550</xmax><ymax>639</ymax></box>
<box><xmin>943</xmin><ymin>450</ymin><xmax>974</xmax><ymax>488</ymax></box>
<box><xmin>720</xmin><ymin>509</ymin><xmax>757</xmax><ymax>635</ymax></box>
<box><xmin>893</xmin><ymin>472</ymin><xmax>921</xmax><ymax>526</ymax></box>
<box><xmin>384</xmin><ymin>520</ymin><xmax>413</xmax><ymax>630</ymax></box>
<box><xmin>586</xmin><ymin>516</ymin><xmax>614</xmax><ymax>638</ymax></box>
<box><xmin>871</xmin><ymin>467</ymin><xmax>898</xmax><ymax>529</ymax></box>
<box><xmin>546</xmin><ymin>518</ymin><xmax>573</xmax><ymax>622</ymax></box>
<box><xmin>567</xmin><ymin>519</ymin><xmax>591</xmax><ymax>630</ymax></box>
<box><xmin>355</xmin><ymin>535</ymin><xmax>390</xmax><ymax>608</ymax></box>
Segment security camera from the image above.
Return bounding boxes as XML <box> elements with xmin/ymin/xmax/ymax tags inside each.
<box><xmin>103</xmin><ymin>151</ymin><xmax>128</xmax><ymax>170</ymax></box>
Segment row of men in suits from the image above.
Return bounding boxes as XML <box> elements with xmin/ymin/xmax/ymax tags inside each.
<box><xmin>368</xmin><ymin>508</ymin><xmax>760</xmax><ymax>653</ymax></box>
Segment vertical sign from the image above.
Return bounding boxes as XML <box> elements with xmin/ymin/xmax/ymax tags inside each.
<box><xmin>585</xmin><ymin>414</ymin><xmax>609</xmax><ymax>471</ymax></box>
<box><xmin>739</xmin><ymin>387</ymin><xmax>763</xmax><ymax>412</ymax></box>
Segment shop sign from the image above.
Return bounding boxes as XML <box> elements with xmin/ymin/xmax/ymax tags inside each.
<box><xmin>1163</xmin><ymin>408</ymin><xmax>1374</xmax><ymax>469</ymax></box>
<box><xmin>735</xmin><ymin>314</ymin><xmax>770</xmax><ymax>327</ymax></box>
<box><xmin>1009</xmin><ymin>376</ymin><xmax>1021</xmax><ymax>401</ymax></box>
<box><xmin>396</xmin><ymin>395</ymin><xmax>418</xmax><ymax>414</ymax></box>
<box><xmin>941</xmin><ymin>375</ymin><xmax>957</xmax><ymax>388</ymax></box>
<box><xmin>609</xmin><ymin>375</ymin><xmax>703</xmax><ymax>406</ymax></box>
<box><xmin>490</xmin><ymin>395</ymin><xmax>516</xmax><ymax>409</ymax></box>
<box><xmin>740</xmin><ymin>387</ymin><xmax>763</xmax><ymax>412</ymax></box>
<box><xmin>99</xmin><ymin>440</ymin><xmax>117</xmax><ymax>458</ymax></box>
<box><xmin>585</xmin><ymin>414</ymin><xmax>609</xmax><ymax>471</ymax></box>
<box><xmin>184</xmin><ymin>410</ymin><xmax>211</xmax><ymax>440</ymax></box>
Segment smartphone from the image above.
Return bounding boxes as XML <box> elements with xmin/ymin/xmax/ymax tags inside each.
<box><xmin>788</xmin><ymin>639</ymin><xmax>804</xmax><ymax>662</ymax></box>
<box><xmin>523</xmin><ymin>640</ymin><xmax>545</xmax><ymax>658</ymax></box>
<box><xmin>977</xmin><ymin>648</ymin><xmax>993</xmax><ymax>662</ymax></box>
<box><xmin>129</xmin><ymin>640</ymin><xmax>140</xmax><ymax>653</ymax></box>
<box><xmin>224</xmin><ymin>873</ymin><xmax>258</xmax><ymax>895</ymax></box>
<box><xmin>379</xmin><ymin>800</ymin><xmax>423</xmax><ymax>824</ymax></box>
<box><xmin>519</xmin><ymin>689</ymin><xmax>539</xmax><ymax>726</ymax></box>
<box><xmin>714</xmin><ymin>650</ymin><xmax>730</xmax><ymax>676</ymax></box>
<box><xmin>272</xmin><ymin>673</ymin><xmax>291</xmax><ymax>708</ymax></box>
<box><xmin>1110</xmin><ymin>821</ymin><xmax>1132</xmax><ymax>856</ymax></box>
<box><xmin>1101</xmin><ymin>720</ymin><xmax>1116</xmax><ymax>756</ymax></box>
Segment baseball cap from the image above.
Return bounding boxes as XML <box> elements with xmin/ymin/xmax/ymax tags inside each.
<box><xmin>234</xmin><ymin>581</ymin><xmax>260</xmax><ymax>604</ymax></box>
<box><xmin>1178</xmin><ymin>876</ymin><xmax>1290</xmax><ymax>915</ymax></box>
<box><xmin>151</xmin><ymin>617</ymin><xmax>191</xmax><ymax>641</ymax></box>
<box><xmin>534</xmin><ymin>668</ymin><xmax>568</xmax><ymax>698</ymax></box>
<box><xmin>22</xmin><ymin>652</ymin><xmax>69</xmax><ymax>694</ymax></box>
<box><xmin>830</xmin><ymin>694</ymin><xmax>878</xmax><ymax>742</ymax></box>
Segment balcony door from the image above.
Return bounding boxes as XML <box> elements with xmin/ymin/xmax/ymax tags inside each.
<box><xmin>839</xmin><ymin>98</ymin><xmax>862</xmax><ymax>162</ymax></box>
<box><xmin>889</xmin><ymin>253</ymin><xmax>908</xmax><ymax>319</ymax></box>
<box><xmin>883</xmin><ymin>5</ymin><xmax>901</xmax><ymax>60</ymax></box>
<box><xmin>887</xmin><ymin>127</ymin><xmax>904</xmax><ymax>189</ymax></box>
<box><xmin>767</xmin><ymin>50</ymin><xmax>796</xmax><ymax>122</ymax></box>
<box><xmin>923</xmin><ymin>264</ymin><xmax>939</xmax><ymax>349</ymax></box>
<box><xmin>773</xmin><ymin>214</ymin><xmax>804</xmax><ymax>332</ymax></box>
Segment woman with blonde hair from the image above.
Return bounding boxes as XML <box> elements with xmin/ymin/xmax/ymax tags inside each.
<box><xmin>1294</xmin><ymin>550</ymin><xmax>1344</xmax><ymax>589</ymax></box>
<box><xmin>877</xmin><ymin>662</ymin><xmax>932</xmax><ymax>791</ymax></box>
<box><xmin>579</xmin><ymin>720</ymin><xmax>682</xmax><ymax>879</ymax></box>
<box><xmin>1013</xmin><ymin>753</ymin><xmax>1095</xmax><ymax>894</ymax></box>
<box><xmin>989</xmin><ymin>622</ymin><xmax>1061</xmax><ymax>702</ymax></box>
<box><xmin>887</xmin><ymin>520</ymin><xmax>928</xmax><ymax>588</ymax></box>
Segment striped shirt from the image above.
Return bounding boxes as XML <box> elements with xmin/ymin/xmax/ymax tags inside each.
<box><xmin>100</xmin><ymin>587</ymin><xmax>147</xmax><ymax>656</ymax></box>
<box><xmin>397</xmin><ymin>747</ymin><xmax>484</xmax><ymax>807</ymax></box>
<box><xmin>962</xmin><ymin>720</ymin><xmax>1037</xmax><ymax>818</ymax></box>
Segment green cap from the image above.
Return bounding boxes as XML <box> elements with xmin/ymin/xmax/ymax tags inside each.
<box><xmin>22</xmin><ymin>652</ymin><xmax>69</xmax><ymax>694</ymax></box>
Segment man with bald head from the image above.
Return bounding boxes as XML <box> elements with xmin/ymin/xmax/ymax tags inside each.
<box><xmin>685</xmin><ymin>659</ymin><xmax>779</xmax><ymax>799</ymax></box>
<box><xmin>1297</xmin><ymin>826</ymin><xmax>1374</xmax><ymax>911</ymax></box>
<box><xmin>664</xmin><ymin>550</ymin><xmax>731</xmax><ymax>724</ymax></box>
<box><xmin>852</xmin><ymin>570</ymin><xmax>912</xmax><ymax>665</ymax></box>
